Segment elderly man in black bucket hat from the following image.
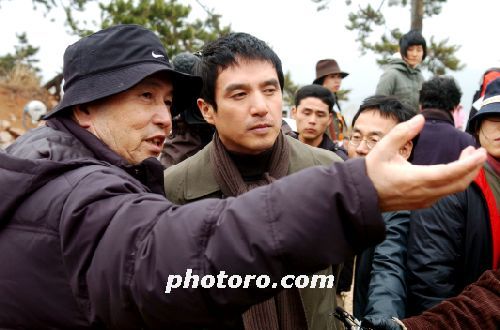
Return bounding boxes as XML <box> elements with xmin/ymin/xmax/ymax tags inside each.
<box><xmin>0</xmin><ymin>24</ymin><xmax>488</xmax><ymax>329</ymax></box>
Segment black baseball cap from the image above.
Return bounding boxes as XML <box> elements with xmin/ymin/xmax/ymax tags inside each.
<box><xmin>44</xmin><ymin>24</ymin><xmax>202</xmax><ymax>119</ymax></box>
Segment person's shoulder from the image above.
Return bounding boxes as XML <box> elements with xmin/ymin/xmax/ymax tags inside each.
<box><xmin>456</xmin><ymin>129</ymin><xmax>477</xmax><ymax>147</ymax></box>
<box><xmin>164</xmin><ymin>143</ymin><xmax>219</xmax><ymax>204</ymax></box>
<box><xmin>286</xmin><ymin>136</ymin><xmax>342</xmax><ymax>172</ymax></box>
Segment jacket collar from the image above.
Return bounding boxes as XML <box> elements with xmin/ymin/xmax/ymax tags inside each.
<box><xmin>47</xmin><ymin>117</ymin><xmax>165</xmax><ymax>195</ymax></box>
<box><xmin>318</xmin><ymin>133</ymin><xmax>336</xmax><ymax>150</ymax></box>
<box><xmin>184</xmin><ymin>142</ymin><xmax>220</xmax><ymax>200</ymax></box>
<box><xmin>182</xmin><ymin>136</ymin><xmax>335</xmax><ymax>201</ymax></box>
<box><xmin>421</xmin><ymin>108</ymin><xmax>454</xmax><ymax>125</ymax></box>
<box><xmin>389</xmin><ymin>58</ymin><xmax>421</xmax><ymax>75</ymax></box>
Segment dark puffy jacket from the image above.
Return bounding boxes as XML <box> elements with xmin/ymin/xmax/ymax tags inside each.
<box><xmin>354</xmin><ymin>211</ymin><xmax>410</xmax><ymax>319</ymax></box>
<box><xmin>407</xmin><ymin>182</ymin><xmax>493</xmax><ymax>316</ymax></box>
<box><xmin>0</xmin><ymin>118</ymin><xmax>384</xmax><ymax>329</ymax></box>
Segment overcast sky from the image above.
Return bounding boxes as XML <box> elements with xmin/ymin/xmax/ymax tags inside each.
<box><xmin>1</xmin><ymin>0</ymin><xmax>499</xmax><ymax>124</ymax></box>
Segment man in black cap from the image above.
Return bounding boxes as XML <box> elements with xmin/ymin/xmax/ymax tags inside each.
<box><xmin>0</xmin><ymin>24</ymin><xmax>488</xmax><ymax>329</ymax></box>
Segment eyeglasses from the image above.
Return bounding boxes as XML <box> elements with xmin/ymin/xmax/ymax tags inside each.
<box><xmin>348</xmin><ymin>135</ymin><xmax>382</xmax><ymax>149</ymax></box>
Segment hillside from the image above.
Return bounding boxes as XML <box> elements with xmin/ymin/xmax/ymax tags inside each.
<box><xmin>0</xmin><ymin>66</ymin><xmax>55</xmax><ymax>148</ymax></box>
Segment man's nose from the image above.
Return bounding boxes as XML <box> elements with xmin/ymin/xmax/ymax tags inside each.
<box><xmin>154</xmin><ymin>105</ymin><xmax>172</xmax><ymax>132</ymax></box>
<box><xmin>355</xmin><ymin>140</ymin><xmax>370</xmax><ymax>156</ymax></box>
<box><xmin>250</xmin><ymin>92</ymin><xmax>269</xmax><ymax>116</ymax></box>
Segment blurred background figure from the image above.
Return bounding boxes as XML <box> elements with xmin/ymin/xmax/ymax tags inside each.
<box><xmin>375</xmin><ymin>30</ymin><xmax>426</xmax><ymax>114</ymax></box>
<box><xmin>22</xmin><ymin>99</ymin><xmax>47</xmax><ymax>128</ymax></box>
<box><xmin>466</xmin><ymin>67</ymin><xmax>500</xmax><ymax>132</ymax></box>
<box><xmin>313</xmin><ymin>58</ymin><xmax>349</xmax><ymax>145</ymax></box>
<box><xmin>159</xmin><ymin>52</ymin><xmax>214</xmax><ymax>168</ymax></box>
<box><xmin>291</xmin><ymin>84</ymin><xmax>347</xmax><ymax>159</ymax></box>
<box><xmin>411</xmin><ymin>75</ymin><xmax>476</xmax><ymax>165</ymax></box>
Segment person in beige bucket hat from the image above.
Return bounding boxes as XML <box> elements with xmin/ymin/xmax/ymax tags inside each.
<box><xmin>313</xmin><ymin>59</ymin><xmax>349</xmax><ymax>146</ymax></box>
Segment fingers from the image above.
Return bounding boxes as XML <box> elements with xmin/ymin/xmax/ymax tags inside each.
<box><xmin>410</xmin><ymin>148</ymin><xmax>487</xmax><ymax>208</ymax></box>
<box><xmin>368</xmin><ymin>115</ymin><xmax>424</xmax><ymax>164</ymax></box>
<box><xmin>431</xmin><ymin>147</ymin><xmax>486</xmax><ymax>190</ymax></box>
<box><xmin>379</xmin><ymin>147</ymin><xmax>487</xmax><ymax>211</ymax></box>
<box><xmin>379</xmin><ymin>114</ymin><xmax>424</xmax><ymax>151</ymax></box>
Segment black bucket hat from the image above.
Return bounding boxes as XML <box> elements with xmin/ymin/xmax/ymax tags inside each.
<box><xmin>44</xmin><ymin>24</ymin><xmax>202</xmax><ymax>119</ymax></box>
<box><xmin>468</xmin><ymin>77</ymin><xmax>500</xmax><ymax>132</ymax></box>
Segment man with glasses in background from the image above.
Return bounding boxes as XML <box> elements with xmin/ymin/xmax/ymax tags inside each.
<box><xmin>348</xmin><ymin>96</ymin><xmax>416</xmax><ymax>327</ymax></box>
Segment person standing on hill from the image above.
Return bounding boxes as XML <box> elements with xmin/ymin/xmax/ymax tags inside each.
<box><xmin>375</xmin><ymin>30</ymin><xmax>426</xmax><ymax>114</ymax></box>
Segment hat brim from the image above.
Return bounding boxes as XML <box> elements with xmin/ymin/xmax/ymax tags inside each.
<box><xmin>312</xmin><ymin>72</ymin><xmax>349</xmax><ymax>84</ymax></box>
<box><xmin>467</xmin><ymin>102</ymin><xmax>500</xmax><ymax>131</ymax></box>
<box><xmin>44</xmin><ymin>62</ymin><xmax>202</xmax><ymax>119</ymax></box>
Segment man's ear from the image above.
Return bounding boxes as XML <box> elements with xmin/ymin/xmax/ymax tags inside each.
<box><xmin>291</xmin><ymin>106</ymin><xmax>297</xmax><ymax>120</ymax></box>
<box><xmin>73</xmin><ymin>105</ymin><xmax>92</xmax><ymax>129</ymax></box>
<box><xmin>399</xmin><ymin>140</ymin><xmax>413</xmax><ymax>160</ymax></box>
<box><xmin>197</xmin><ymin>98</ymin><xmax>216</xmax><ymax>125</ymax></box>
<box><xmin>328</xmin><ymin>112</ymin><xmax>333</xmax><ymax>125</ymax></box>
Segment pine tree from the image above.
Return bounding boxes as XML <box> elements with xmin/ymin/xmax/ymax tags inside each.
<box><xmin>312</xmin><ymin>0</ymin><xmax>464</xmax><ymax>75</ymax></box>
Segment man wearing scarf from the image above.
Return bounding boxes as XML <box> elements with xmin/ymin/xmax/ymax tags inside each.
<box><xmin>164</xmin><ymin>33</ymin><xmax>343</xmax><ymax>330</ymax></box>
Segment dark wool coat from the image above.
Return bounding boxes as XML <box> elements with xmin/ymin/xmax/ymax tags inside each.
<box><xmin>411</xmin><ymin>108</ymin><xmax>477</xmax><ymax>165</ymax></box>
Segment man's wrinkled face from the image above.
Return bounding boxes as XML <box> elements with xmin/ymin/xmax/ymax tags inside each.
<box><xmin>74</xmin><ymin>73</ymin><xmax>173</xmax><ymax>164</ymax></box>
<box><xmin>478</xmin><ymin>116</ymin><xmax>500</xmax><ymax>158</ymax></box>
<box><xmin>347</xmin><ymin>109</ymin><xmax>399</xmax><ymax>158</ymax></box>
<box><xmin>322</xmin><ymin>73</ymin><xmax>343</xmax><ymax>93</ymax></box>
<box><xmin>292</xmin><ymin>97</ymin><xmax>332</xmax><ymax>147</ymax></box>
<box><xmin>199</xmin><ymin>58</ymin><xmax>283</xmax><ymax>155</ymax></box>
<box><xmin>404</xmin><ymin>45</ymin><xmax>424</xmax><ymax>68</ymax></box>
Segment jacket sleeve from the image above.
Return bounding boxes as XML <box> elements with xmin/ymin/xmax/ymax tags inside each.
<box><xmin>375</xmin><ymin>69</ymin><xmax>396</xmax><ymax>96</ymax></box>
<box><xmin>403</xmin><ymin>269</ymin><xmax>500</xmax><ymax>330</ymax></box>
<box><xmin>61</xmin><ymin>159</ymin><xmax>384</xmax><ymax>328</ymax></box>
<box><xmin>406</xmin><ymin>193</ymin><xmax>466</xmax><ymax>315</ymax></box>
<box><xmin>364</xmin><ymin>211</ymin><xmax>410</xmax><ymax>319</ymax></box>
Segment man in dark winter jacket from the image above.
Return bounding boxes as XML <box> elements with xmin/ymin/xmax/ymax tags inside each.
<box><xmin>0</xmin><ymin>24</ymin><xmax>487</xmax><ymax>329</ymax></box>
<box><xmin>348</xmin><ymin>96</ymin><xmax>414</xmax><ymax>325</ymax></box>
<box><xmin>291</xmin><ymin>84</ymin><xmax>348</xmax><ymax>160</ymax></box>
<box><xmin>411</xmin><ymin>75</ymin><xmax>477</xmax><ymax>165</ymax></box>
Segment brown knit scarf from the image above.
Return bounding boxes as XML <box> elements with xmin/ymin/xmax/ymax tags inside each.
<box><xmin>210</xmin><ymin>132</ymin><xmax>307</xmax><ymax>330</ymax></box>
<box><xmin>210</xmin><ymin>131</ymin><xmax>290</xmax><ymax>196</ymax></box>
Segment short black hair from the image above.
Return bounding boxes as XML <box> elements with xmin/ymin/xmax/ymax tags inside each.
<box><xmin>313</xmin><ymin>76</ymin><xmax>325</xmax><ymax>86</ymax></box>
<box><xmin>195</xmin><ymin>32</ymin><xmax>284</xmax><ymax>110</ymax></box>
<box><xmin>399</xmin><ymin>30</ymin><xmax>427</xmax><ymax>61</ymax></box>
<box><xmin>295</xmin><ymin>85</ymin><xmax>335</xmax><ymax>112</ymax></box>
<box><xmin>172</xmin><ymin>52</ymin><xmax>200</xmax><ymax>75</ymax></box>
<box><xmin>419</xmin><ymin>76</ymin><xmax>462</xmax><ymax>112</ymax></box>
<box><xmin>352</xmin><ymin>95</ymin><xmax>415</xmax><ymax>127</ymax></box>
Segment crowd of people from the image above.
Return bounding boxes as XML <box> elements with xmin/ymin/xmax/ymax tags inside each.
<box><xmin>0</xmin><ymin>24</ymin><xmax>498</xmax><ymax>330</ymax></box>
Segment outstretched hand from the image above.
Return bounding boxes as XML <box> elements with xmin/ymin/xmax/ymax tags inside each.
<box><xmin>366</xmin><ymin>114</ymin><xmax>487</xmax><ymax>211</ymax></box>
